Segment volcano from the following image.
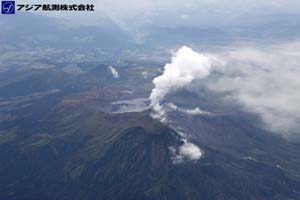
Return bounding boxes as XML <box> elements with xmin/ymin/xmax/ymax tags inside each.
<box><xmin>1</xmin><ymin>96</ymin><xmax>300</xmax><ymax>200</ymax></box>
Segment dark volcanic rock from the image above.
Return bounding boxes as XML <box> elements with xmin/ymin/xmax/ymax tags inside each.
<box><xmin>1</xmin><ymin>82</ymin><xmax>300</xmax><ymax>200</ymax></box>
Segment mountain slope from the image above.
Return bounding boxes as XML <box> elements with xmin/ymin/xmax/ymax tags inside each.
<box><xmin>1</xmin><ymin>100</ymin><xmax>300</xmax><ymax>200</ymax></box>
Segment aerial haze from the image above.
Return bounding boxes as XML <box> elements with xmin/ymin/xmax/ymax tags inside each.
<box><xmin>1</xmin><ymin>0</ymin><xmax>300</xmax><ymax>199</ymax></box>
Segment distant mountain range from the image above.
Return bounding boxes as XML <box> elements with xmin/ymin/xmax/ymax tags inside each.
<box><xmin>1</xmin><ymin>12</ymin><xmax>300</xmax><ymax>53</ymax></box>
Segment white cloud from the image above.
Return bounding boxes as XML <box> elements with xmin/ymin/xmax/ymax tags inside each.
<box><xmin>108</xmin><ymin>65</ymin><xmax>119</xmax><ymax>78</ymax></box>
<box><xmin>150</xmin><ymin>42</ymin><xmax>300</xmax><ymax>136</ymax></box>
<box><xmin>166</xmin><ymin>102</ymin><xmax>211</xmax><ymax>116</ymax></box>
<box><xmin>150</xmin><ymin>46</ymin><xmax>214</xmax><ymax>121</ymax></box>
<box><xmin>207</xmin><ymin>42</ymin><xmax>300</xmax><ymax>135</ymax></box>
<box><xmin>170</xmin><ymin>139</ymin><xmax>203</xmax><ymax>164</ymax></box>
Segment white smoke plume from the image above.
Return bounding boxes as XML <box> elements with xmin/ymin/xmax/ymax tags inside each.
<box><xmin>108</xmin><ymin>65</ymin><xmax>119</xmax><ymax>78</ymax></box>
<box><xmin>111</xmin><ymin>98</ymin><xmax>149</xmax><ymax>113</ymax></box>
<box><xmin>149</xmin><ymin>46</ymin><xmax>213</xmax><ymax>162</ymax></box>
<box><xmin>150</xmin><ymin>46</ymin><xmax>215</xmax><ymax>121</ymax></box>
<box><xmin>170</xmin><ymin>139</ymin><xmax>203</xmax><ymax>164</ymax></box>
<box><xmin>150</xmin><ymin>42</ymin><xmax>300</xmax><ymax>137</ymax></box>
<box><xmin>166</xmin><ymin>102</ymin><xmax>211</xmax><ymax>116</ymax></box>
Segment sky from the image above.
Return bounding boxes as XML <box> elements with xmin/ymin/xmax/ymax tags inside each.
<box><xmin>12</xmin><ymin>0</ymin><xmax>300</xmax><ymax>45</ymax></box>
<box><xmin>16</xmin><ymin>0</ymin><xmax>300</xmax><ymax>27</ymax></box>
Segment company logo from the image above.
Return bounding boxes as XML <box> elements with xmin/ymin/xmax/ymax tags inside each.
<box><xmin>1</xmin><ymin>1</ymin><xmax>95</xmax><ymax>14</ymax></box>
<box><xmin>1</xmin><ymin>1</ymin><xmax>15</xmax><ymax>14</ymax></box>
